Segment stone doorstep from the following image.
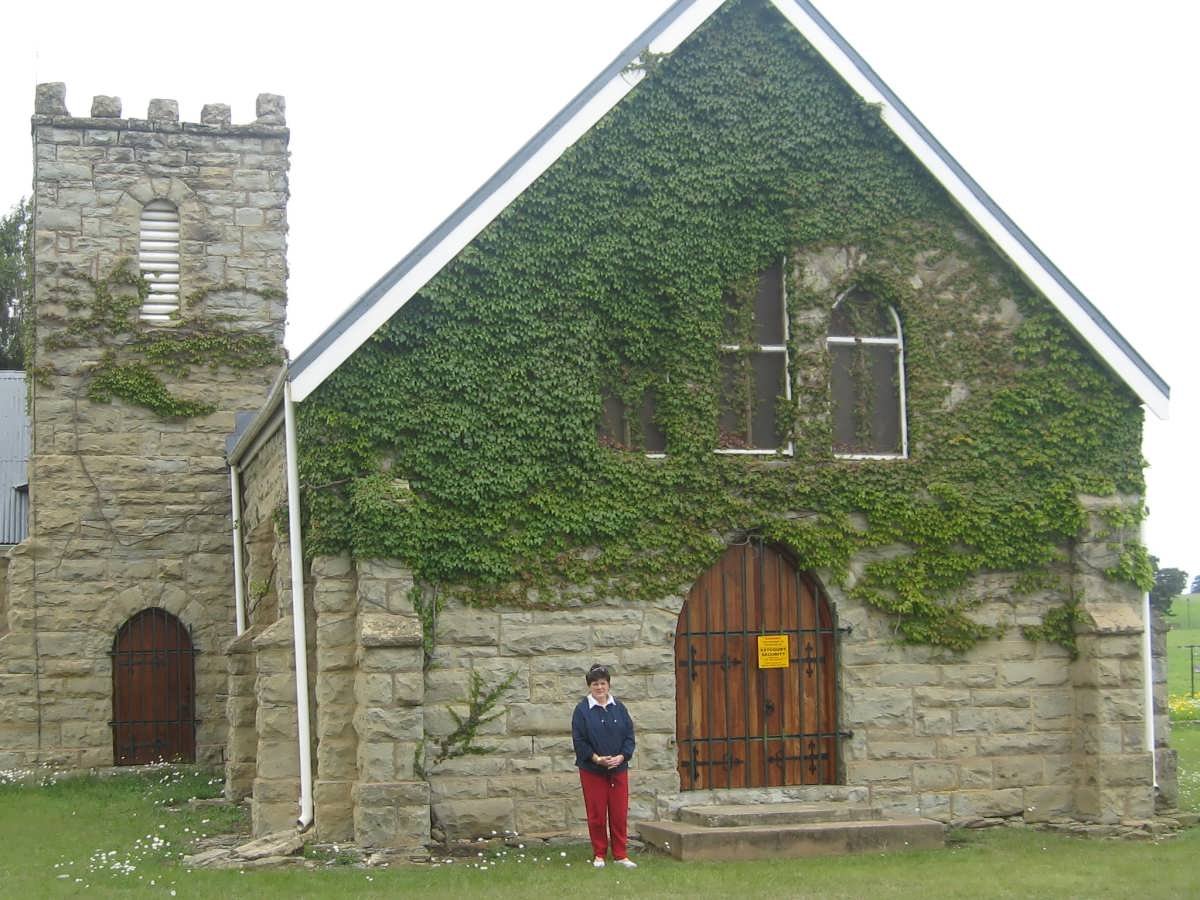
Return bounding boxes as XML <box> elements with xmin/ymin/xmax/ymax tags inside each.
<box><xmin>636</xmin><ymin>816</ymin><xmax>945</xmax><ymax>862</ymax></box>
<box><xmin>678</xmin><ymin>802</ymin><xmax>883</xmax><ymax>828</ymax></box>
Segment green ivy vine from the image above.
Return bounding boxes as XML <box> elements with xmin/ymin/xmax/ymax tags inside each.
<box><xmin>294</xmin><ymin>0</ymin><xmax>1147</xmax><ymax>651</ymax></box>
<box><xmin>38</xmin><ymin>258</ymin><xmax>282</xmax><ymax>418</ymax></box>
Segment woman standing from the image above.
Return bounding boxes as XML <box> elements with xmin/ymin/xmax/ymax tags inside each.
<box><xmin>572</xmin><ymin>664</ymin><xmax>637</xmax><ymax>869</ymax></box>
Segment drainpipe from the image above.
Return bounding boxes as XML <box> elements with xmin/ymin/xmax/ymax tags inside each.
<box><xmin>1142</xmin><ymin>588</ymin><xmax>1157</xmax><ymax>787</ymax></box>
<box><xmin>230</xmin><ymin>465</ymin><xmax>247</xmax><ymax>636</ymax></box>
<box><xmin>283</xmin><ymin>380</ymin><xmax>315</xmax><ymax>829</ymax></box>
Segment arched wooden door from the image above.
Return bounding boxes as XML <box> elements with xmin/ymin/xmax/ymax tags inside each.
<box><xmin>675</xmin><ymin>541</ymin><xmax>840</xmax><ymax>789</ymax></box>
<box><xmin>111</xmin><ymin>609</ymin><xmax>198</xmax><ymax>764</ymax></box>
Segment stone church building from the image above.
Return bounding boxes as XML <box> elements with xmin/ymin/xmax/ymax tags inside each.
<box><xmin>0</xmin><ymin>0</ymin><xmax>1177</xmax><ymax>852</ymax></box>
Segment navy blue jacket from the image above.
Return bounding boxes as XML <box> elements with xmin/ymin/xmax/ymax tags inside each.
<box><xmin>572</xmin><ymin>696</ymin><xmax>636</xmax><ymax>775</ymax></box>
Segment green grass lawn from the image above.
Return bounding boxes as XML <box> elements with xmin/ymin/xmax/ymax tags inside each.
<box><xmin>3</xmin><ymin>607</ymin><xmax>1197</xmax><ymax>899</ymax></box>
<box><xmin>1165</xmin><ymin>595</ymin><xmax>1200</xmax><ymax>699</ymax></box>
<box><xmin>2</xmin><ymin>761</ymin><xmax>1199</xmax><ymax>900</ymax></box>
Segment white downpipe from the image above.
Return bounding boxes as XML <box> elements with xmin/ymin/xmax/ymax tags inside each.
<box><xmin>283</xmin><ymin>381</ymin><xmax>315</xmax><ymax>829</ymax></box>
<box><xmin>230</xmin><ymin>465</ymin><xmax>247</xmax><ymax>636</ymax></box>
<box><xmin>1142</xmin><ymin>589</ymin><xmax>1157</xmax><ymax>786</ymax></box>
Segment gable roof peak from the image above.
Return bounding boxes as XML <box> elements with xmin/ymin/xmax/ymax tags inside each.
<box><xmin>286</xmin><ymin>0</ymin><xmax>1167</xmax><ymax>419</ymax></box>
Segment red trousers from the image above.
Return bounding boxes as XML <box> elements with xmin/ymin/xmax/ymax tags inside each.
<box><xmin>579</xmin><ymin>767</ymin><xmax>629</xmax><ymax>860</ymax></box>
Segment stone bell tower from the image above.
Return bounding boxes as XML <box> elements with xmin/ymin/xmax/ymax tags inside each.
<box><xmin>0</xmin><ymin>84</ymin><xmax>288</xmax><ymax>769</ymax></box>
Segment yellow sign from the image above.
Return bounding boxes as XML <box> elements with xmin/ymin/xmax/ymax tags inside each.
<box><xmin>757</xmin><ymin>634</ymin><xmax>789</xmax><ymax>669</ymax></box>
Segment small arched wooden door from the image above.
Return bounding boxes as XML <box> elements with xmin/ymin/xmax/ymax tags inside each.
<box><xmin>675</xmin><ymin>541</ymin><xmax>840</xmax><ymax>789</ymax></box>
<box><xmin>111</xmin><ymin>609</ymin><xmax>198</xmax><ymax>765</ymax></box>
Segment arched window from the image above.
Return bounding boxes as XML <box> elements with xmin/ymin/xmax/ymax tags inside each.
<box><xmin>827</xmin><ymin>288</ymin><xmax>907</xmax><ymax>458</ymax></box>
<box><xmin>138</xmin><ymin>199</ymin><xmax>180</xmax><ymax>321</ymax></box>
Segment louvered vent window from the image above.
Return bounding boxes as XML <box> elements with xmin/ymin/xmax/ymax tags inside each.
<box><xmin>138</xmin><ymin>199</ymin><xmax>181</xmax><ymax>322</ymax></box>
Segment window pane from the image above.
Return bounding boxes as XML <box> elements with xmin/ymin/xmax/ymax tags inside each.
<box><xmin>829</xmin><ymin>344</ymin><xmax>858</xmax><ymax>452</ymax></box>
<box><xmin>718</xmin><ymin>353</ymin><xmax>749</xmax><ymax>448</ymax></box>
<box><xmin>598</xmin><ymin>393</ymin><xmax>627</xmax><ymax>448</ymax></box>
<box><xmin>829</xmin><ymin>289</ymin><xmax>895</xmax><ymax>338</ymax></box>
<box><xmin>868</xmin><ymin>344</ymin><xmax>901</xmax><ymax>453</ymax></box>
<box><xmin>753</xmin><ymin>263</ymin><xmax>784</xmax><ymax>345</ymax></box>
<box><xmin>640</xmin><ymin>389</ymin><xmax>666</xmax><ymax>453</ymax></box>
<box><xmin>751</xmin><ymin>353</ymin><xmax>786</xmax><ymax>449</ymax></box>
<box><xmin>829</xmin><ymin>344</ymin><xmax>901</xmax><ymax>454</ymax></box>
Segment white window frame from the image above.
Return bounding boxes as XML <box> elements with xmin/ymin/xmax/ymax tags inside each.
<box><xmin>827</xmin><ymin>295</ymin><xmax>908</xmax><ymax>460</ymax></box>
<box><xmin>716</xmin><ymin>262</ymin><xmax>793</xmax><ymax>457</ymax></box>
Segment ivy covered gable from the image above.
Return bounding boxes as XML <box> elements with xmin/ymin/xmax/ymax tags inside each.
<box><xmin>295</xmin><ymin>0</ymin><xmax>1147</xmax><ymax>649</ymax></box>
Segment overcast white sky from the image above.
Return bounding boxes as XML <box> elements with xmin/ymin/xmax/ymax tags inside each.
<box><xmin>2</xmin><ymin>1</ymin><xmax>1196</xmax><ymax>577</ymax></box>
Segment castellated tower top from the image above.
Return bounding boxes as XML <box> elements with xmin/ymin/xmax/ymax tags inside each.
<box><xmin>33</xmin><ymin>82</ymin><xmax>286</xmax><ymax>129</ymax></box>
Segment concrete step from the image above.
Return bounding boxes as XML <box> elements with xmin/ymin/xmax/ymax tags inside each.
<box><xmin>637</xmin><ymin>815</ymin><xmax>944</xmax><ymax>861</ymax></box>
<box><xmin>678</xmin><ymin>802</ymin><xmax>884</xmax><ymax>828</ymax></box>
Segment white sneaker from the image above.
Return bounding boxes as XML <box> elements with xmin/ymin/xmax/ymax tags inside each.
<box><xmin>592</xmin><ymin>857</ymin><xmax>606</xmax><ymax>868</ymax></box>
<box><xmin>614</xmin><ymin>858</ymin><xmax>637</xmax><ymax>869</ymax></box>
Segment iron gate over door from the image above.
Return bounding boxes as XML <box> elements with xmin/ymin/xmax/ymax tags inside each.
<box><xmin>110</xmin><ymin>608</ymin><xmax>199</xmax><ymax>765</ymax></box>
<box><xmin>675</xmin><ymin>541</ymin><xmax>847</xmax><ymax>790</ymax></box>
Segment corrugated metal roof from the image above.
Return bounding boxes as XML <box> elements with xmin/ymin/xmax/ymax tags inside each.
<box><xmin>0</xmin><ymin>370</ymin><xmax>30</xmax><ymax>545</ymax></box>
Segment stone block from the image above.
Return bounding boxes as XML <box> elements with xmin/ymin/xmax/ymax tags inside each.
<box><xmin>359</xmin><ymin>647</ymin><xmax>423</xmax><ymax>673</ymax></box>
<box><xmin>993</xmin><ymin>756</ymin><xmax>1045</xmax><ymax>787</ymax></box>
<box><xmin>354</xmin><ymin>781</ymin><xmax>430</xmax><ymax>806</ymax></box>
<box><xmin>432</xmin><ymin>798</ymin><xmax>514</xmax><ymax>841</ymax></box>
<box><xmin>515</xmin><ymin>799</ymin><xmax>571</xmax><ymax>835</ymax></box>
<box><xmin>953</xmin><ymin>788</ymin><xmax>1023</xmax><ymax>819</ymax></box>
<box><xmin>429</xmin><ymin>777</ymin><xmax>478</xmax><ymax>802</ymax></box>
<box><xmin>1021</xmin><ymin>785</ymin><xmax>1073</xmax><ymax>822</ymax></box>
<box><xmin>971</xmin><ymin>690</ymin><xmax>1030</xmax><ymax>708</ymax></box>
<box><xmin>592</xmin><ymin>625</ymin><xmax>642</xmax><ymax>647</ymax></box>
<box><xmin>394</xmin><ymin>672</ymin><xmax>424</xmax><ymax>705</ymax></box>
<box><xmin>1000</xmin><ymin>660</ymin><xmax>1068</xmax><ymax>688</ymax></box>
<box><xmin>915</xmin><ymin>793</ymin><xmax>953</xmax><ymax>821</ymax></box>
<box><xmin>483</xmin><ymin>774</ymin><xmax>539</xmax><ymax>798</ymax></box>
<box><xmin>915</xmin><ymin>707</ymin><xmax>953</xmax><ymax>736</ymax></box>
<box><xmin>978</xmin><ymin>732</ymin><xmax>1071</xmax><ymax>757</ymax></box>
<box><xmin>355</xmin><ymin>673</ymin><xmax>393</xmax><ymax>706</ymax></box>
<box><xmin>355</xmin><ymin>706</ymin><xmax>422</xmax><ymax>742</ymax></box>
<box><xmin>915</xmin><ymin>687</ymin><xmax>971</xmax><ymax>707</ymax></box>
<box><xmin>257</xmin><ymin>673</ymin><xmax>296</xmax><ymax>705</ymax></box>
<box><xmin>845</xmin><ymin>688</ymin><xmax>913</xmax><ymax>728</ymax></box>
<box><xmin>958</xmin><ymin>761</ymin><xmax>994</xmax><ymax>789</ymax></box>
<box><xmin>912</xmin><ymin>762</ymin><xmax>958</xmax><ymax>791</ymax></box>
<box><xmin>953</xmin><ymin>665</ymin><xmax>998</xmax><ymax>688</ymax></box>
<box><xmin>357</xmin><ymin>742</ymin><xmax>395</xmax><ymax>783</ymax></box>
<box><xmin>501</xmin><ymin>625</ymin><xmax>588</xmax><ymax>656</ymax></box>
<box><xmin>424</xmin><ymin>668</ymin><xmax>471</xmax><ymax>703</ymax></box>
<box><xmin>354</xmin><ymin>803</ymin><xmax>397</xmax><ymax>849</ymax></box>
<box><xmin>427</xmin><ymin>753</ymin><xmax>508</xmax><ymax>777</ymax></box>
<box><xmin>436</xmin><ymin>609</ymin><xmax>501</xmax><ymax>646</ymax></box>
<box><xmin>619</xmin><ymin>646</ymin><xmax>674</xmax><ymax>673</ymax></box>
<box><xmin>252</xmin><ymin>800</ymin><xmax>297</xmax><ymax>837</ymax></box>
<box><xmin>992</xmin><ymin>708</ymin><xmax>1034</xmax><ymax>733</ymax></box>
<box><xmin>869</xmin><ymin>739</ymin><xmax>937</xmax><ymax>760</ymax></box>
<box><xmin>256</xmin><ymin>742</ymin><xmax>300</xmax><ymax>780</ymax></box>
<box><xmin>507</xmin><ymin>703</ymin><xmax>569</xmax><ymax>736</ymax></box>
<box><xmin>1099</xmin><ymin>753</ymin><xmax>1153</xmax><ymax>787</ymax></box>
<box><xmin>317</xmin><ymin>739</ymin><xmax>357</xmax><ymax>781</ymax></box>
<box><xmin>508</xmin><ymin>755</ymin><xmax>557</xmax><ymax>775</ymax></box>
<box><xmin>843</xmin><ymin>761</ymin><xmax>911</xmax><ymax>785</ymax></box>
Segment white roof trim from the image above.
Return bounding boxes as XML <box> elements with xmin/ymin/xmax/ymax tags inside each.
<box><xmin>287</xmin><ymin>0</ymin><xmax>1168</xmax><ymax>420</ymax></box>
<box><xmin>772</xmin><ymin>1</ymin><xmax>1168</xmax><ymax>418</ymax></box>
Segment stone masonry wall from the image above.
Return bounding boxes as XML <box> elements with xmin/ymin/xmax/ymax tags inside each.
<box><xmin>0</xmin><ymin>83</ymin><xmax>288</xmax><ymax>769</ymax></box>
<box><xmin>291</xmin><ymin>498</ymin><xmax>1156</xmax><ymax>847</ymax></box>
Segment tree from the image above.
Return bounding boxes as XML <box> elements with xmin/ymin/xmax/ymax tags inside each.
<box><xmin>1148</xmin><ymin>555</ymin><xmax>1187</xmax><ymax>614</ymax></box>
<box><xmin>0</xmin><ymin>198</ymin><xmax>31</xmax><ymax>370</ymax></box>
<box><xmin>1192</xmin><ymin>574</ymin><xmax>1200</xmax><ymax>595</ymax></box>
